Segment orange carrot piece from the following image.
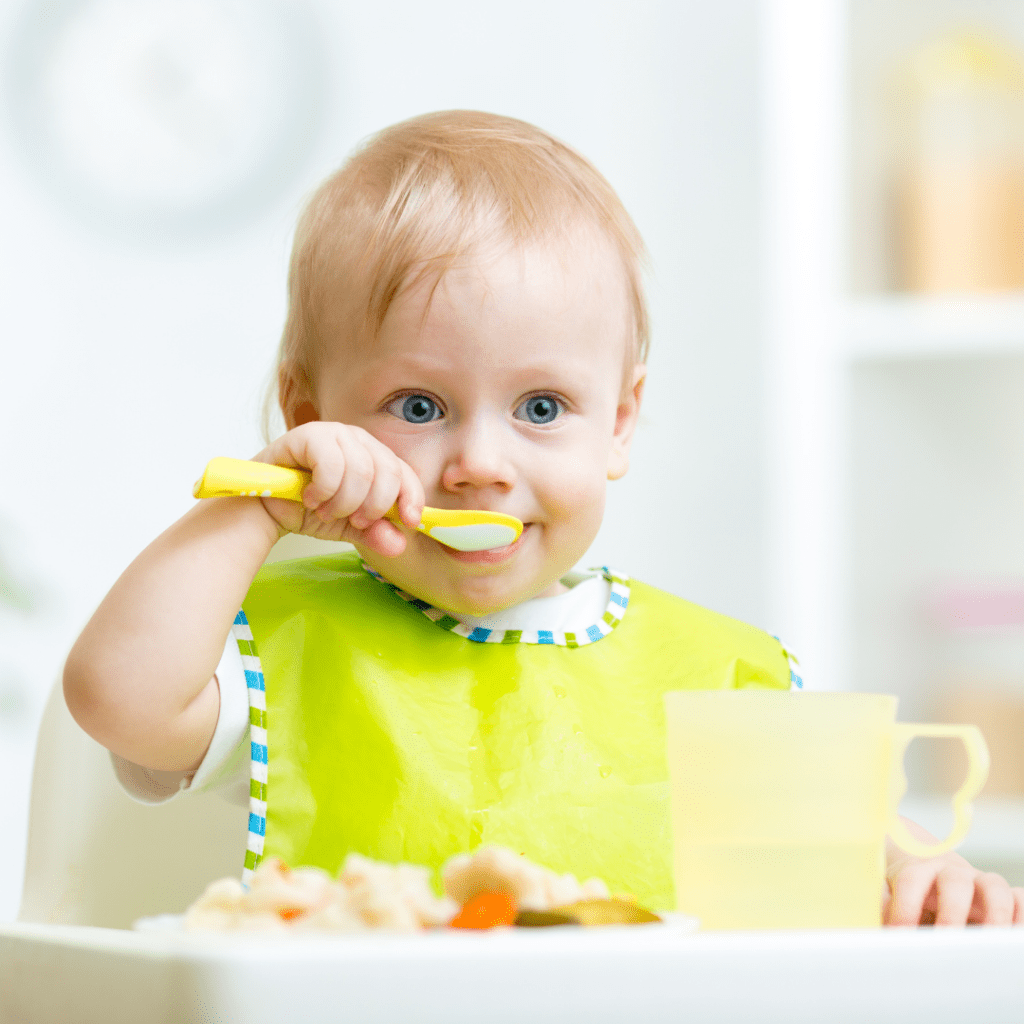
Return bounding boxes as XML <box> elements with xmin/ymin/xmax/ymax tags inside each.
<box><xmin>449</xmin><ymin>891</ymin><xmax>518</xmax><ymax>930</ymax></box>
<box><xmin>278</xmin><ymin>907</ymin><xmax>304</xmax><ymax>922</ymax></box>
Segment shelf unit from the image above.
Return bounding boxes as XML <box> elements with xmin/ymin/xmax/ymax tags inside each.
<box><xmin>765</xmin><ymin>0</ymin><xmax>1024</xmax><ymax>697</ymax></box>
<box><xmin>845</xmin><ymin>294</ymin><xmax>1024</xmax><ymax>362</ymax></box>
<box><xmin>763</xmin><ymin>0</ymin><xmax>1024</xmax><ymax>869</ymax></box>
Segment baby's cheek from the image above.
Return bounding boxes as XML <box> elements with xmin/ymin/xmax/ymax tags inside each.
<box><xmin>541</xmin><ymin>462</ymin><xmax>606</xmax><ymax>532</ymax></box>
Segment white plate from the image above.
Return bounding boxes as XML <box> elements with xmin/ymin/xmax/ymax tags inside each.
<box><xmin>132</xmin><ymin>910</ymin><xmax>700</xmax><ymax>935</ymax></box>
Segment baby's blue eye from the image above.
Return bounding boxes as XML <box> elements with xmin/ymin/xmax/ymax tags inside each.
<box><xmin>515</xmin><ymin>395</ymin><xmax>563</xmax><ymax>424</ymax></box>
<box><xmin>387</xmin><ymin>394</ymin><xmax>442</xmax><ymax>423</ymax></box>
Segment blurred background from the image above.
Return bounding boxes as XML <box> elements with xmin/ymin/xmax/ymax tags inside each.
<box><xmin>1</xmin><ymin>0</ymin><xmax>1023</xmax><ymax>921</ymax></box>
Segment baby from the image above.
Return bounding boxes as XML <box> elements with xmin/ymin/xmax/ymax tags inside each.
<box><xmin>64</xmin><ymin>111</ymin><xmax>1021</xmax><ymax>926</ymax></box>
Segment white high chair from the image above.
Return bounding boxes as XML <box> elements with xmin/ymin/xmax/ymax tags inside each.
<box><xmin>18</xmin><ymin>537</ymin><xmax>344</xmax><ymax>929</ymax></box>
<box><xmin>18</xmin><ymin>678</ymin><xmax>247</xmax><ymax>928</ymax></box>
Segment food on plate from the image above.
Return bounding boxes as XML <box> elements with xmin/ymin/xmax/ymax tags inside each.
<box><xmin>448</xmin><ymin>891</ymin><xmax>519</xmax><ymax>930</ymax></box>
<box><xmin>185</xmin><ymin>855</ymin><xmax>456</xmax><ymax>933</ymax></box>
<box><xmin>514</xmin><ymin>897</ymin><xmax>662</xmax><ymax>927</ymax></box>
<box><xmin>442</xmin><ymin>844</ymin><xmax>610</xmax><ymax>911</ymax></box>
<box><xmin>182</xmin><ymin>845</ymin><xmax>660</xmax><ymax>933</ymax></box>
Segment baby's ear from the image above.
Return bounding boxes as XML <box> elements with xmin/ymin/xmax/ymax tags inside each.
<box><xmin>607</xmin><ymin>364</ymin><xmax>645</xmax><ymax>481</ymax></box>
<box><xmin>279</xmin><ymin>366</ymin><xmax>320</xmax><ymax>429</ymax></box>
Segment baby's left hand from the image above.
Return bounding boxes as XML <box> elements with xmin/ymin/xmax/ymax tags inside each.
<box><xmin>884</xmin><ymin>829</ymin><xmax>1024</xmax><ymax>926</ymax></box>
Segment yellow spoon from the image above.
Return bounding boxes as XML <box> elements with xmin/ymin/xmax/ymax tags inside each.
<box><xmin>192</xmin><ymin>457</ymin><xmax>524</xmax><ymax>553</ymax></box>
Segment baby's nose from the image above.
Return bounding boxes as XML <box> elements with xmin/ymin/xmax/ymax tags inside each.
<box><xmin>440</xmin><ymin>419</ymin><xmax>518</xmax><ymax>494</ymax></box>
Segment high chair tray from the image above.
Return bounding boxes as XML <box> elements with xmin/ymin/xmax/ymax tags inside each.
<box><xmin>2</xmin><ymin>921</ymin><xmax>1023</xmax><ymax>1024</ymax></box>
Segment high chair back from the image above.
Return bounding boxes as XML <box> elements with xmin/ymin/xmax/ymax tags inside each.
<box><xmin>19</xmin><ymin>679</ymin><xmax>247</xmax><ymax>928</ymax></box>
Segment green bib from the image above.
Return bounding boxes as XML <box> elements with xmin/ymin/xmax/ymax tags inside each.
<box><xmin>240</xmin><ymin>551</ymin><xmax>790</xmax><ymax>909</ymax></box>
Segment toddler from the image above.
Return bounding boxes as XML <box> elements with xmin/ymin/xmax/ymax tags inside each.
<box><xmin>64</xmin><ymin>111</ymin><xmax>1022</xmax><ymax>925</ymax></box>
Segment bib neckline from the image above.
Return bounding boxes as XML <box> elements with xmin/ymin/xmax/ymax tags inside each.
<box><xmin>360</xmin><ymin>562</ymin><xmax>631</xmax><ymax>647</ymax></box>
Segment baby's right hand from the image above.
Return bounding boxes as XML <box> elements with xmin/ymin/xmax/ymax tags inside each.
<box><xmin>253</xmin><ymin>422</ymin><xmax>424</xmax><ymax>557</ymax></box>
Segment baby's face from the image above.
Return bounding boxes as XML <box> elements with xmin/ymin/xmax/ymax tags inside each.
<box><xmin>313</xmin><ymin>230</ymin><xmax>643</xmax><ymax>615</ymax></box>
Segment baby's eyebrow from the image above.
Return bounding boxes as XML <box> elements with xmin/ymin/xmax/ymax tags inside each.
<box><xmin>359</xmin><ymin>348</ymin><xmax>599</xmax><ymax>394</ymax></box>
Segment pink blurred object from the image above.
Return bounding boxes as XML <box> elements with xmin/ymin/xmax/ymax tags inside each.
<box><xmin>931</xmin><ymin>586</ymin><xmax>1024</xmax><ymax>630</ymax></box>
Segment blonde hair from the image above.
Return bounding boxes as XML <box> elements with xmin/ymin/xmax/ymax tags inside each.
<box><xmin>267</xmin><ymin>110</ymin><xmax>648</xmax><ymax>437</ymax></box>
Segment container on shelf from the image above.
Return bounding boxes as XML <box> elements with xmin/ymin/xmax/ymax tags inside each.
<box><xmin>891</xmin><ymin>31</ymin><xmax>1024</xmax><ymax>293</ymax></box>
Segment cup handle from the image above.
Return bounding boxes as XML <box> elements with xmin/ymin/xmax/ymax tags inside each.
<box><xmin>887</xmin><ymin>724</ymin><xmax>990</xmax><ymax>858</ymax></box>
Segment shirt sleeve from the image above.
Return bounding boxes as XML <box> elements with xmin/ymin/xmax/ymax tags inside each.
<box><xmin>110</xmin><ymin>630</ymin><xmax>251</xmax><ymax>806</ymax></box>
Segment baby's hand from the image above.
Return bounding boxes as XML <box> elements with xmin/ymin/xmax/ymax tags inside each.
<box><xmin>884</xmin><ymin>843</ymin><xmax>1024</xmax><ymax>927</ymax></box>
<box><xmin>254</xmin><ymin>422</ymin><xmax>424</xmax><ymax>557</ymax></box>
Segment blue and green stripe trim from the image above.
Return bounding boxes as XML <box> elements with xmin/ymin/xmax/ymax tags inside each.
<box><xmin>233</xmin><ymin>609</ymin><xmax>268</xmax><ymax>884</ymax></box>
<box><xmin>360</xmin><ymin>564</ymin><xmax>631</xmax><ymax>647</ymax></box>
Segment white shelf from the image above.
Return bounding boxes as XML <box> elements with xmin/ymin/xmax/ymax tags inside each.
<box><xmin>844</xmin><ymin>295</ymin><xmax>1024</xmax><ymax>363</ymax></box>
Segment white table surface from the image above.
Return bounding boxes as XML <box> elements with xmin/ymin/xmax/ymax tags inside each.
<box><xmin>2</xmin><ymin>921</ymin><xmax>1023</xmax><ymax>1024</ymax></box>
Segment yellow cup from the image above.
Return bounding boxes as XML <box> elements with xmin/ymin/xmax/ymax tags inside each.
<box><xmin>664</xmin><ymin>691</ymin><xmax>989</xmax><ymax>930</ymax></box>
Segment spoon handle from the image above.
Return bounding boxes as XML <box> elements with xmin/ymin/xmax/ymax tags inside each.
<box><xmin>192</xmin><ymin>458</ymin><xmax>524</xmax><ymax>549</ymax></box>
<box><xmin>193</xmin><ymin>458</ymin><xmax>417</xmax><ymax>520</ymax></box>
<box><xmin>193</xmin><ymin>457</ymin><xmax>309</xmax><ymax>501</ymax></box>
<box><xmin>194</xmin><ymin>458</ymin><xmax>417</xmax><ymax>532</ymax></box>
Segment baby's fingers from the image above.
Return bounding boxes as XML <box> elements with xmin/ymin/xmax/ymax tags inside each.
<box><xmin>933</xmin><ymin>864</ymin><xmax>981</xmax><ymax>926</ymax></box>
<box><xmin>393</xmin><ymin>458</ymin><xmax>426</xmax><ymax>530</ymax></box>
<box><xmin>968</xmin><ymin>872</ymin><xmax>1016</xmax><ymax>926</ymax></box>
<box><xmin>346</xmin><ymin>457</ymin><xmax>403</xmax><ymax>531</ymax></box>
<box><xmin>313</xmin><ymin>434</ymin><xmax>377</xmax><ymax>522</ymax></box>
<box><xmin>353</xmin><ymin>517</ymin><xmax>407</xmax><ymax>558</ymax></box>
<box><xmin>886</xmin><ymin>861</ymin><xmax>940</xmax><ymax>926</ymax></box>
<box><xmin>344</xmin><ymin>433</ymin><xmax>422</xmax><ymax>532</ymax></box>
<box><xmin>255</xmin><ymin>426</ymin><xmax>353</xmax><ymax>510</ymax></box>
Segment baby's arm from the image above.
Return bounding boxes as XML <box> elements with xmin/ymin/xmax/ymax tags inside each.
<box><xmin>64</xmin><ymin>497</ymin><xmax>279</xmax><ymax>773</ymax></box>
<box><xmin>64</xmin><ymin>422</ymin><xmax>424</xmax><ymax>775</ymax></box>
<box><xmin>884</xmin><ymin>816</ymin><xmax>1024</xmax><ymax>926</ymax></box>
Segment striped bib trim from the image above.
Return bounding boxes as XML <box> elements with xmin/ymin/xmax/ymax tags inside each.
<box><xmin>360</xmin><ymin>563</ymin><xmax>631</xmax><ymax>647</ymax></box>
<box><xmin>233</xmin><ymin>610</ymin><xmax>268</xmax><ymax>886</ymax></box>
<box><xmin>773</xmin><ymin>636</ymin><xmax>804</xmax><ymax>689</ymax></box>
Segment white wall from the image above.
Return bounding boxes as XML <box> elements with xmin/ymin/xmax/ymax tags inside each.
<box><xmin>0</xmin><ymin>0</ymin><xmax>765</xmax><ymax>920</ymax></box>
